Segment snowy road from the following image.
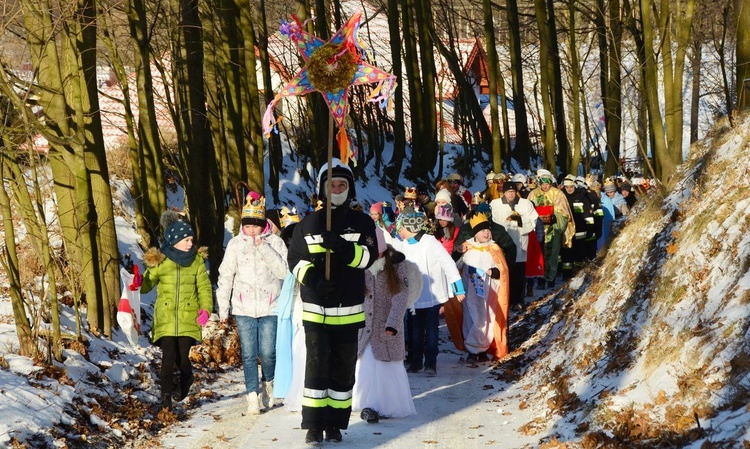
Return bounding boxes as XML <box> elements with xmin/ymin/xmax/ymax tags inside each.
<box><xmin>158</xmin><ymin>322</ymin><xmax>545</xmax><ymax>449</ymax></box>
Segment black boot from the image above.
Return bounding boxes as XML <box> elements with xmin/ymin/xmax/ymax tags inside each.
<box><xmin>174</xmin><ymin>373</ymin><xmax>194</xmax><ymax>402</ymax></box>
<box><xmin>537</xmin><ymin>278</ymin><xmax>546</xmax><ymax>289</ymax></box>
<box><xmin>305</xmin><ymin>429</ymin><xmax>323</xmax><ymax>444</ymax></box>
<box><xmin>160</xmin><ymin>394</ymin><xmax>172</xmax><ymax>411</ymax></box>
<box><xmin>325</xmin><ymin>427</ymin><xmax>343</xmax><ymax>442</ymax></box>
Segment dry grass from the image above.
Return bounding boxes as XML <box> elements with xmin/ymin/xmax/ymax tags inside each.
<box><xmin>105</xmin><ymin>144</ymin><xmax>134</xmax><ymax>183</ymax></box>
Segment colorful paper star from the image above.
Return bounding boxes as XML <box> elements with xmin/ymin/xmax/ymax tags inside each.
<box><xmin>263</xmin><ymin>10</ymin><xmax>397</xmax><ymax>166</ymax></box>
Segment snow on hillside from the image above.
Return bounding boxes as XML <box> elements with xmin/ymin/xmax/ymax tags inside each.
<box><xmin>503</xmin><ymin>115</ymin><xmax>750</xmax><ymax>446</ymax></box>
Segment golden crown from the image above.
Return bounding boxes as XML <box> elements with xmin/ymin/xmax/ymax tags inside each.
<box><xmin>469</xmin><ymin>212</ymin><xmax>489</xmax><ymax>230</ymax></box>
<box><xmin>241</xmin><ymin>194</ymin><xmax>265</xmax><ymax>220</ymax></box>
<box><xmin>404</xmin><ymin>186</ymin><xmax>417</xmax><ymax>200</ymax></box>
<box><xmin>280</xmin><ymin>206</ymin><xmax>300</xmax><ymax>227</ymax></box>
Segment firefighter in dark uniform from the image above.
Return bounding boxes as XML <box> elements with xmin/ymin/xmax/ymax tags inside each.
<box><xmin>560</xmin><ymin>174</ymin><xmax>592</xmax><ymax>279</ymax></box>
<box><xmin>287</xmin><ymin>158</ymin><xmax>378</xmax><ymax>444</ymax></box>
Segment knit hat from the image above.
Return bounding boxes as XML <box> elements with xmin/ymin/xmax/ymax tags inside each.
<box><xmin>397</xmin><ymin>208</ymin><xmax>426</xmax><ymax>234</ymax></box>
<box><xmin>502</xmin><ymin>181</ymin><xmax>517</xmax><ymax>193</ymax></box>
<box><xmin>416</xmin><ymin>183</ymin><xmax>431</xmax><ymax>197</ymax></box>
<box><xmin>621</xmin><ymin>182</ymin><xmax>632</xmax><ymax>192</ymax></box>
<box><xmin>435</xmin><ymin>189</ymin><xmax>452</xmax><ymax>204</ymax></box>
<box><xmin>370</xmin><ymin>202</ymin><xmax>384</xmax><ymax>215</ymax></box>
<box><xmin>241</xmin><ymin>191</ymin><xmax>266</xmax><ymax>227</ymax></box>
<box><xmin>317</xmin><ymin>158</ymin><xmax>355</xmax><ymax>202</ymax></box>
<box><xmin>469</xmin><ymin>212</ymin><xmax>491</xmax><ymax>234</ymax></box>
<box><xmin>485</xmin><ymin>171</ymin><xmax>496</xmax><ymax>181</ymax></box>
<box><xmin>575</xmin><ymin>176</ymin><xmax>587</xmax><ymax>188</ymax></box>
<box><xmin>435</xmin><ymin>204</ymin><xmax>454</xmax><ymax>222</ymax></box>
<box><xmin>476</xmin><ymin>202</ymin><xmax>491</xmax><ymax>214</ymax></box>
<box><xmin>562</xmin><ymin>174</ymin><xmax>576</xmax><ymax>187</ymax></box>
<box><xmin>603</xmin><ymin>182</ymin><xmax>617</xmax><ymax>193</ymax></box>
<box><xmin>161</xmin><ymin>210</ymin><xmax>195</xmax><ymax>247</ymax></box>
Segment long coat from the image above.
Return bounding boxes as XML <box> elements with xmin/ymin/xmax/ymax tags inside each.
<box><xmin>357</xmin><ymin>257</ymin><xmax>411</xmax><ymax>362</ymax></box>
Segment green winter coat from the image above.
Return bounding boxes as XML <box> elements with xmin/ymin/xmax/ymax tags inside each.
<box><xmin>141</xmin><ymin>247</ymin><xmax>213</xmax><ymax>344</ymax></box>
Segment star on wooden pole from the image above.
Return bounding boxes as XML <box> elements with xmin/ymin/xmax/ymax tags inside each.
<box><xmin>262</xmin><ymin>10</ymin><xmax>397</xmax><ymax>166</ymax></box>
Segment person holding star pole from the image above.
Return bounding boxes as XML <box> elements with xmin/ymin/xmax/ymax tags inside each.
<box><xmin>269</xmin><ymin>11</ymin><xmax>395</xmax><ymax>445</ymax></box>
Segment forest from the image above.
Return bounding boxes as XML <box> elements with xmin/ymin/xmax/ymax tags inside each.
<box><xmin>0</xmin><ymin>0</ymin><xmax>748</xmax><ymax>363</ymax></box>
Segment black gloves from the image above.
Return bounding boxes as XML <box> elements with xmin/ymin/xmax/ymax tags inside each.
<box><xmin>320</xmin><ymin>230</ymin><xmax>350</xmax><ymax>252</ymax></box>
<box><xmin>311</xmin><ymin>274</ymin><xmax>336</xmax><ymax>297</ymax></box>
<box><xmin>320</xmin><ymin>230</ymin><xmax>355</xmax><ymax>262</ymax></box>
<box><xmin>509</xmin><ymin>214</ymin><xmax>523</xmax><ymax>226</ymax></box>
<box><xmin>487</xmin><ymin>267</ymin><xmax>501</xmax><ymax>279</ymax></box>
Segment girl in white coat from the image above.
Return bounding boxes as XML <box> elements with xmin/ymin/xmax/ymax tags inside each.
<box><xmin>216</xmin><ymin>192</ymin><xmax>289</xmax><ymax>414</ymax></box>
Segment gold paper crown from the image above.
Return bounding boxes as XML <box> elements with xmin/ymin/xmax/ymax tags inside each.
<box><xmin>241</xmin><ymin>194</ymin><xmax>266</xmax><ymax>220</ymax></box>
<box><xmin>280</xmin><ymin>206</ymin><xmax>300</xmax><ymax>228</ymax></box>
<box><xmin>469</xmin><ymin>212</ymin><xmax>489</xmax><ymax>230</ymax></box>
<box><xmin>404</xmin><ymin>187</ymin><xmax>417</xmax><ymax>200</ymax></box>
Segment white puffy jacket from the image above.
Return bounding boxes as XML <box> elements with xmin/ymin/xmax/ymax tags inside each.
<box><xmin>216</xmin><ymin>230</ymin><xmax>289</xmax><ymax>319</ymax></box>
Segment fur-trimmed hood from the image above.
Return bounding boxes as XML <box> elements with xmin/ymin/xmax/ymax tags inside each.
<box><xmin>142</xmin><ymin>246</ymin><xmax>209</xmax><ymax>268</ymax></box>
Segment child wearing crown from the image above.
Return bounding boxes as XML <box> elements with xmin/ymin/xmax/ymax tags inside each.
<box><xmin>216</xmin><ymin>191</ymin><xmax>289</xmax><ymax>415</ymax></box>
<box><xmin>450</xmin><ymin>211</ymin><xmax>510</xmax><ymax>362</ymax></box>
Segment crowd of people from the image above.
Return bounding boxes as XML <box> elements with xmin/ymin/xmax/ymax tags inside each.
<box><xmin>138</xmin><ymin>159</ymin><xmax>642</xmax><ymax>444</ymax></box>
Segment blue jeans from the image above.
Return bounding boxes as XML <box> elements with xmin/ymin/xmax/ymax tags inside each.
<box><xmin>410</xmin><ymin>304</ymin><xmax>441</xmax><ymax>370</ymax></box>
<box><xmin>235</xmin><ymin>315</ymin><xmax>277</xmax><ymax>394</ymax></box>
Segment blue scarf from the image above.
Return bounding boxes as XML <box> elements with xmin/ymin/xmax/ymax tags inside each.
<box><xmin>161</xmin><ymin>243</ymin><xmax>197</xmax><ymax>267</ymax></box>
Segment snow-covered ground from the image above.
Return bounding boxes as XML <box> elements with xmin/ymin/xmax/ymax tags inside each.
<box><xmin>2</xmin><ymin>113</ymin><xmax>750</xmax><ymax>447</ymax></box>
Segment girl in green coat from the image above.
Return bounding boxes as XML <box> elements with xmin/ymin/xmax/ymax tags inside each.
<box><xmin>141</xmin><ymin>211</ymin><xmax>213</xmax><ymax>410</ymax></box>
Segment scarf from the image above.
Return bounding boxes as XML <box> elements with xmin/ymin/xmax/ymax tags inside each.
<box><xmin>161</xmin><ymin>243</ymin><xmax>197</xmax><ymax>267</ymax></box>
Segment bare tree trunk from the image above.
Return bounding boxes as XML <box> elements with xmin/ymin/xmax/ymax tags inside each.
<box><xmin>258</xmin><ymin>0</ymin><xmax>284</xmax><ymax>203</ymax></box>
<box><xmin>596</xmin><ymin>0</ymin><xmax>623</xmax><ymax>178</ymax></box>
<box><xmin>690</xmin><ymin>40</ymin><xmax>701</xmax><ymax>143</ymax></box>
<box><xmin>534</xmin><ymin>0</ymin><xmax>557</xmax><ymax>172</ymax></box>
<box><xmin>414</xmin><ymin>0</ymin><xmax>438</xmax><ymax>175</ymax></box>
<box><xmin>484</xmin><ymin>0</ymin><xmax>503</xmax><ymax>173</ymax></box>
<box><xmin>0</xmin><ymin>157</ymin><xmax>35</xmax><ymax>357</ymax></box>
<box><xmin>736</xmin><ymin>0</ymin><xmax>750</xmax><ymax>110</ymax></box>
<box><xmin>385</xmin><ymin>0</ymin><xmax>407</xmax><ymax>188</ymax></box>
<box><xmin>566</xmin><ymin>0</ymin><xmax>582</xmax><ymax>175</ymax></box>
<box><xmin>506</xmin><ymin>0</ymin><xmax>532</xmax><ymax>169</ymax></box>
<box><xmin>545</xmin><ymin>0</ymin><xmax>569</xmax><ymax>171</ymax></box>
<box><xmin>716</xmin><ymin>3</ymin><xmax>734</xmax><ymax>122</ymax></box>
<box><xmin>170</xmin><ymin>0</ymin><xmax>224</xmax><ymax>279</ymax></box>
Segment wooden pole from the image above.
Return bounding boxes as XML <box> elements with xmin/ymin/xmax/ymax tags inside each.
<box><xmin>325</xmin><ymin>114</ymin><xmax>334</xmax><ymax>280</ymax></box>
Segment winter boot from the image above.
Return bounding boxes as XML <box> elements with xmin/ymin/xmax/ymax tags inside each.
<box><xmin>246</xmin><ymin>391</ymin><xmax>261</xmax><ymax>415</ymax></box>
<box><xmin>174</xmin><ymin>372</ymin><xmax>194</xmax><ymax>402</ymax></box>
<box><xmin>526</xmin><ymin>281</ymin><xmax>534</xmax><ymax>297</ymax></box>
<box><xmin>261</xmin><ymin>380</ymin><xmax>275</xmax><ymax>409</ymax></box>
<box><xmin>305</xmin><ymin>429</ymin><xmax>323</xmax><ymax>444</ymax></box>
<box><xmin>160</xmin><ymin>394</ymin><xmax>172</xmax><ymax>411</ymax></box>
<box><xmin>537</xmin><ymin>278</ymin><xmax>546</xmax><ymax>289</ymax></box>
<box><xmin>325</xmin><ymin>427</ymin><xmax>343</xmax><ymax>442</ymax></box>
